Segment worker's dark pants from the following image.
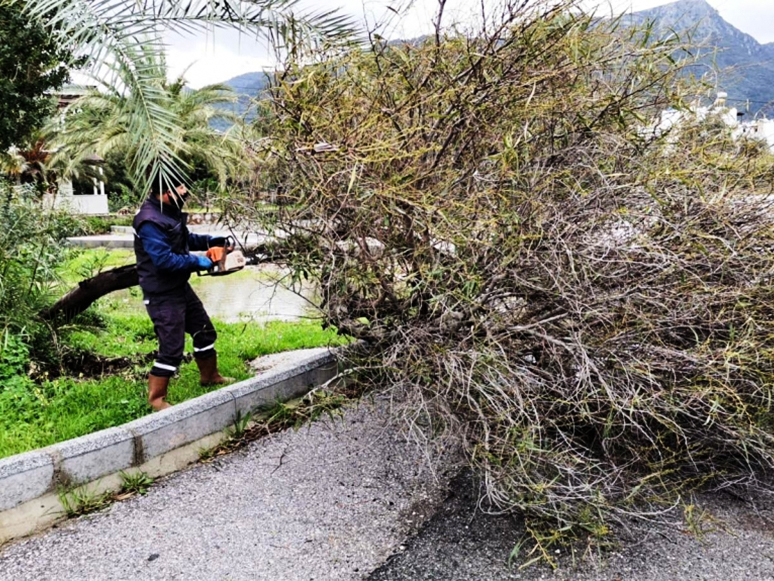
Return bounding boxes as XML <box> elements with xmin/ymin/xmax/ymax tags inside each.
<box><xmin>144</xmin><ymin>284</ymin><xmax>217</xmax><ymax>378</ymax></box>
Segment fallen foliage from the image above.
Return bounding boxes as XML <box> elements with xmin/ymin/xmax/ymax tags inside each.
<box><xmin>235</xmin><ymin>0</ymin><xmax>774</xmax><ymax>562</ymax></box>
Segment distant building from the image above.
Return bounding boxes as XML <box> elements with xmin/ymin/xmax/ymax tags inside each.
<box><xmin>735</xmin><ymin>118</ymin><xmax>774</xmax><ymax>151</ymax></box>
<box><xmin>43</xmin><ymin>85</ymin><xmax>109</xmax><ymax>215</ymax></box>
<box><xmin>51</xmin><ymin>84</ymin><xmax>92</xmax><ymax>109</ymax></box>
<box><xmin>647</xmin><ymin>92</ymin><xmax>774</xmax><ymax>154</ymax></box>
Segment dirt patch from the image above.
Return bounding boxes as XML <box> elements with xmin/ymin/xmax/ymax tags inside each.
<box><xmin>32</xmin><ymin>351</ymin><xmax>165</xmax><ymax>381</ymax></box>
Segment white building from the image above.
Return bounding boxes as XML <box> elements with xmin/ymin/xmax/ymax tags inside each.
<box><xmin>647</xmin><ymin>92</ymin><xmax>774</xmax><ymax>154</ymax></box>
<box><xmin>43</xmin><ymin>177</ymin><xmax>109</xmax><ymax>215</ymax></box>
<box><xmin>647</xmin><ymin>93</ymin><xmax>741</xmax><ymax>139</ymax></box>
<box><xmin>734</xmin><ymin>118</ymin><xmax>774</xmax><ymax>151</ymax></box>
<box><xmin>42</xmin><ymin>153</ymin><xmax>109</xmax><ymax>215</ymax></box>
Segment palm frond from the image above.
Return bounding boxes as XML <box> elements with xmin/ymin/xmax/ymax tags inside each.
<box><xmin>47</xmin><ymin>44</ymin><xmax>249</xmax><ymax>189</ymax></box>
<box><xmin>23</xmin><ymin>0</ymin><xmax>359</xmax><ymax>192</ymax></box>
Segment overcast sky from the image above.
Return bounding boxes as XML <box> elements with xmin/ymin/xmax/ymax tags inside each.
<box><xmin>165</xmin><ymin>0</ymin><xmax>774</xmax><ymax>88</ymax></box>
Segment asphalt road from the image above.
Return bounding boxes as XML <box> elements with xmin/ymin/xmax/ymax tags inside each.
<box><xmin>367</xmin><ymin>472</ymin><xmax>774</xmax><ymax>581</ymax></box>
<box><xmin>0</xmin><ymin>399</ymin><xmax>457</xmax><ymax>581</ymax></box>
<box><xmin>4</xmin><ymin>398</ymin><xmax>774</xmax><ymax>581</ymax></box>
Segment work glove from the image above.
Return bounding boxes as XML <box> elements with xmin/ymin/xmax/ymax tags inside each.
<box><xmin>196</xmin><ymin>255</ymin><xmax>213</xmax><ymax>270</ymax></box>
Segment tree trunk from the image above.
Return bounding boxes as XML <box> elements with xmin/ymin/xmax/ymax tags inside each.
<box><xmin>42</xmin><ymin>264</ymin><xmax>139</xmax><ymax>321</ymax></box>
<box><xmin>41</xmin><ymin>242</ymin><xmax>287</xmax><ymax>322</ymax></box>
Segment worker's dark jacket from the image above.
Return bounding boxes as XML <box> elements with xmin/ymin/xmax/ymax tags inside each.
<box><xmin>133</xmin><ymin>197</ymin><xmax>204</xmax><ymax>295</ymax></box>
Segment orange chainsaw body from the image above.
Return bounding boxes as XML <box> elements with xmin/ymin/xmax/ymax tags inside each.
<box><xmin>205</xmin><ymin>245</ymin><xmax>246</xmax><ymax>276</ymax></box>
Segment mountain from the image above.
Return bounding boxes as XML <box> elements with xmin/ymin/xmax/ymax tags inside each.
<box><xmin>212</xmin><ymin>0</ymin><xmax>774</xmax><ymax>121</ymax></box>
<box><xmin>221</xmin><ymin>71</ymin><xmax>271</xmax><ymax>101</ymax></box>
<box><xmin>626</xmin><ymin>0</ymin><xmax>774</xmax><ymax>113</ymax></box>
<box><xmin>210</xmin><ymin>71</ymin><xmax>272</xmax><ymax>129</ymax></box>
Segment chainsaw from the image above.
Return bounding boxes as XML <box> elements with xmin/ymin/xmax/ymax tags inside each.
<box><xmin>201</xmin><ymin>236</ymin><xmax>246</xmax><ymax>276</ymax></box>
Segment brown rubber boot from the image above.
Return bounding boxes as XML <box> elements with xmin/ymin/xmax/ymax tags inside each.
<box><xmin>148</xmin><ymin>374</ymin><xmax>172</xmax><ymax>411</ymax></box>
<box><xmin>196</xmin><ymin>354</ymin><xmax>234</xmax><ymax>387</ymax></box>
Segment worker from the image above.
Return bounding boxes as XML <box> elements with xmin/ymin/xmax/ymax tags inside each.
<box><xmin>133</xmin><ymin>179</ymin><xmax>233</xmax><ymax>410</ymax></box>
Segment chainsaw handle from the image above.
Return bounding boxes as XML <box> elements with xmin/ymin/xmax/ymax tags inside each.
<box><xmin>208</xmin><ymin>234</ymin><xmax>235</xmax><ymax>247</ymax></box>
<box><xmin>224</xmin><ymin>235</ymin><xmax>237</xmax><ymax>251</ymax></box>
<box><xmin>211</xmin><ymin>235</ymin><xmax>236</xmax><ymax>249</ymax></box>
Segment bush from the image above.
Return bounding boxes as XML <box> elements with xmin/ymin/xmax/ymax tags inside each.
<box><xmin>242</xmin><ymin>0</ymin><xmax>774</xmax><ymax>560</ymax></box>
<box><xmin>0</xmin><ymin>332</ymin><xmax>29</xmax><ymax>382</ymax></box>
<box><xmin>0</xmin><ymin>182</ymin><xmax>83</xmax><ymax>365</ymax></box>
<box><xmin>82</xmin><ymin>215</ymin><xmax>133</xmax><ymax>235</ymax></box>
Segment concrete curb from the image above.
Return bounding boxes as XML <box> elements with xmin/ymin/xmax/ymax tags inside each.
<box><xmin>0</xmin><ymin>347</ymin><xmax>338</xmax><ymax>544</ymax></box>
<box><xmin>66</xmin><ymin>234</ymin><xmax>133</xmax><ymax>248</ymax></box>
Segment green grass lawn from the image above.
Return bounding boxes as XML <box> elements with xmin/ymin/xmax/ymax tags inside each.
<box><xmin>0</xmin><ymin>312</ymin><xmax>345</xmax><ymax>460</ymax></box>
<box><xmin>57</xmin><ymin>248</ymin><xmax>136</xmax><ymax>286</ymax></box>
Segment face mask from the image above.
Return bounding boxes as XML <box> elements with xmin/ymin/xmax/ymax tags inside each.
<box><xmin>162</xmin><ymin>189</ymin><xmax>188</xmax><ymax>208</ymax></box>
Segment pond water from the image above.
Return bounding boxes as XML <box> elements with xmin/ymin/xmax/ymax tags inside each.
<box><xmin>107</xmin><ymin>265</ymin><xmax>319</xmax><ymax>323</ymax></box>
<box><xmin>192</xmin><ymin>265</ymin><xmax>318</xmax><ymax>323</ymax></box>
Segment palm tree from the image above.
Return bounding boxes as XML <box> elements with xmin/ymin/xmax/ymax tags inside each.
<box><xmin>20</xmin><ymin>0</ymin><xmax>357</xmax><ymax>193</ymax></box>
<box><xmin>0</xmin><ymin>136</ymin><xmax>50</xmax><ymax>188</ymax></box>
<box><xmin>47</xmin><ymin>46</ymin><xmax>246</xmax><ymax>194</ymax></box>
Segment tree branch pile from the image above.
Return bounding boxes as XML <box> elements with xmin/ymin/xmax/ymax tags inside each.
<box><xmin>237</xmin><ymin>0</ymin><xmax>774</xmax><ymax>559</ymax></box>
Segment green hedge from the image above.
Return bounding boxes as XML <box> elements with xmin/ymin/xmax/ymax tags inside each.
<box><xmin>81</xmin><ymin>215</ymin><xmax>134</xmax><ymax>235</ymax></box>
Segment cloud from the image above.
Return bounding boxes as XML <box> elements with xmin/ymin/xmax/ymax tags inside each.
<box><xmin>165</xmin><ymin>31</ymin><xmax>274</xmax><ymax>88</ymax></box>
<box><xmin>163</xmin><ymin>0</ymin><xmax>444</xmax><ymax>87</ymax></box>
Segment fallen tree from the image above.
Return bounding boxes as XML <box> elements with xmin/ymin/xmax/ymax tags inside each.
<box><xmin>41</xmin><ymin>263</ymin><xmax>139</xmax><ymax>321</ymax></box>
<box><xmin>42</xmin><ymin>242</ymin><xmax>287</xmax><ymax>321</ymax></box>
<box><xmin>239</xmin><ymin>0</ymin><xmax>774</xmax><ymax>563</ymax></box>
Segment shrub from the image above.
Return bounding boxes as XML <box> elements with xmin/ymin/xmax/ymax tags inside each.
<box><xmin>0</xmin><ymin>182</ymin><xmax>83</xmax><ymax>365</ymax></box>
<box><xmin>241</xmin><ymin>0</ymin><xmax>774</xmax><ymax>559</ymax></box>
<box><xmin>82</xmin><ymin>215</ymin><xmax>133</xmax><ymax>235</ymax></box>
<box><xmin>0</xmin><ymin>332</ymin><xmax>30</xmax><ymax>382</ymax></box>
